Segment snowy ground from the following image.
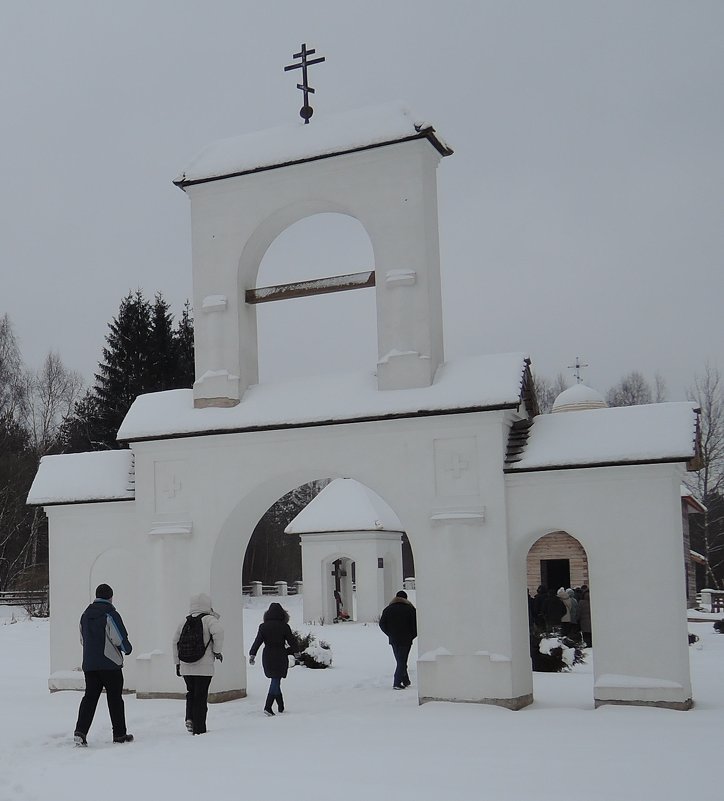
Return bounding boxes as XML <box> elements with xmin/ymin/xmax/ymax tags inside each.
<box><xmin>1</xmin><ymin>597</ymin><xmax>723</xmax><ymax>801</ymax></box>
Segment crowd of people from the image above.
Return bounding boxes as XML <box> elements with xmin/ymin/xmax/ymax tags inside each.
<box><xmin>72</xmin><ymin>583</ymin><xmax>417</xmax><ymax>746</ymax></box>
<box><xmin>529</xmin><ymin>584</ymin><xmax>592</xmax><ymax>647</ymax></box>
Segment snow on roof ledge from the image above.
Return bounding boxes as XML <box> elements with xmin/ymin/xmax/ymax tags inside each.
<box><xmin>117</xmin><ymin>352</ymin><xmax>529</xmax><ymax>442</ymax></box>
<box><xmin>174</xmin><ymin>102</ymin><xmax>452</xmax><ymax>188</ymax></box>
<box><xmin>506</xmin><ymin>402</ymin><xmax>699</xmax><ymax>472</ymax></box>
<box><xmin>27</xmin><ymin>450</ymin><xmax>135</xmax><ymax>506</ymax></box>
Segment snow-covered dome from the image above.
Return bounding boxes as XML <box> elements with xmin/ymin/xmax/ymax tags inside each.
<box><xmin>551</xmin><ymin>384</ymin><xmax>608</xmax><ymax>413</ymax></box>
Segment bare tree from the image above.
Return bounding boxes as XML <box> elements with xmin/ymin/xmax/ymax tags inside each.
<box><xmin>22</xmin><ymin>351</ymin><xmax>83</xmax><ymax>456</ymax></box>
<box><xmin>606</xmin><ymin>371</ymin><xmax>653</xmax><ymax>407</ymax></box>
<box><xmin>0</xmin><ymin>314</ymin><xmax>25</xmax><ymax>420</ymax></box>
<box><xmin>686</xmin><ymin>365</ymin><xmax>724</xmax><ymax>587</ymax></box>
<box><xmin>654</xmin><ymin>371</ymin><xmax>668</xmax><ymax>403</ymax></box>
<box><xmin>533</xmin><ymin>372</ymin><xmax>568</xmax><ymax>414</ymax></box>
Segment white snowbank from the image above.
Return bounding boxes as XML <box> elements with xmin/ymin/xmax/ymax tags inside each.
<box><xmin>3</xmin><ymin>603</ymin><xmax>724</xmax><ymax>801</ymax></box>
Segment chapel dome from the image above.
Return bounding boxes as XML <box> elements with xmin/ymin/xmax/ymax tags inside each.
<box><xmin>551</xmin><ymin>384</ymin><xmax>608</xmax><ymax>413</ymax></box>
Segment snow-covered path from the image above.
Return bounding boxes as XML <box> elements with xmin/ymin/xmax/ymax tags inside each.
<box><xmin>1</xmin><ymin>599</ymin><xmax>723</xmax><ymax>801</ymax></box>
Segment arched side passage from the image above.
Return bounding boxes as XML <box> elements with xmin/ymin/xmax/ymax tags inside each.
<box><xmin>506</xmin><ymin>465</ymin><xmax>693</xmax><ymax>709</ymax></box>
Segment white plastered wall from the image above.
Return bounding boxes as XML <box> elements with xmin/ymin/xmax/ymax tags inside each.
<box><xmin>46</xmin><ymin>409</ymin><xmax>538</xmax><ymax>708</ymax></box>
<box><xmin>506</xmin><ymin>462</ymin><xmax>692</xmax><ymax>709</ymax></box>
<box><xmin>43</xmin><ymin>417</ymin><xmax>693</xmax><ymax>710</ymax></box>
<box><xmin>45</xmin><ymin>502</ymin><xmax>138</xmax><ymax>692</ymax></box>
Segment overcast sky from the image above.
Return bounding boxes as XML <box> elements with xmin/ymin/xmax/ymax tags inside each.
<box><xmin>1</xmin><ymin>1</ymin><xmax>721</xmax><ymax>401</ymax></box>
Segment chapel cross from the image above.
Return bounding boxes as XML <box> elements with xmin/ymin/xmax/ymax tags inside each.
<box><xmin>284</xmin><ymin>43</ymin><xmax>326</xmax><ymax>124</ymax></box>
<box><xmin>567</xmin><ymin>356</ymin><xmax>589</xmax><ymax>384</ymax></box>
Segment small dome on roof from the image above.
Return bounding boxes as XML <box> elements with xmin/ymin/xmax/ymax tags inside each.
<box><xmin>552</xmin><ymin>384</ymin><xmax>607</xmax><ymax>413</ymax></box>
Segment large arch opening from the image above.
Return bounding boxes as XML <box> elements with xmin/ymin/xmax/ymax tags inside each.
<box><xmin>254</xmin><ymin>213</ymin><xmax>378</xmax><ymax>384</ymax></box>
<box><xmin>526</xmin><ymin>530</ymin><xmax>593</xmax><ymax>708</ymax></box>
<box><xmin>210</xmin><ymin>471</ymin><xmax>417</xmax><ymax>702</ymax></box>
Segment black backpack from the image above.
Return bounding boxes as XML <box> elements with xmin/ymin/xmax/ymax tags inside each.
<box><xmin>177</xmin><ymin>613</ymin><xmax>210</xmax><ymax>663</ymax></box>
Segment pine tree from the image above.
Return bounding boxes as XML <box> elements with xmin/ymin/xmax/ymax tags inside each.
<box><xmin>62</xmin><ymin>290</ymin><xmax>195</xmax><ymax>451</ymax></box>
<box><xmin>148</xmin><ymin>293</ymin><xmax>177</xmax><ymax>392</ymax></box>
<box><xmin>175</xmin><ymin>300</ymin><xmax>195</xmax><ymax>388</ymax></box>
<box><xmin>93</xmin><ymin>290</ymin><xmax>153</xmax><ymax>446</ymax></box>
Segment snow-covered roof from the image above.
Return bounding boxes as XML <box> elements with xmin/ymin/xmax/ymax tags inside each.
<box><xmin>174</xmin><ymin>102</ymin><xmax>452</xmax><ymax>188</ymax></box>
<box><xmin>552</xmin><ymin>384</ymin><xmax>607</xmax><ymax>413</ymax></box>
<box><xmin>117</xmin><ymin>352</ymin><xmax>529</xmax><ymax>442</ymax></box>
<box><xmin>27</xmin><ymin>450</ymin><xmax>135</xmax><ymax>506</ymax></box>
<box><xmin>285</xmin><ymin>479</ymin><xmax>403</xmax><ymax>534</ymax></box>
<box><xmin>681</xmin><ymin>485</ymin><xmax>706</xmax><ymax>513</ymax></box>
<box><xmin>506</xmin><ymin>402</ymin><xmax>699</xmax><ymax>472</ymax></box>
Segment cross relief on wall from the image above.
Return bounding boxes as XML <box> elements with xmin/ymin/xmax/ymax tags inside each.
<box><xmin>433</xmin><ymin>437</ymin><xmax>479</xmax><ymax>497</ymax></box>
<box><xmin>154</xmin><ymin>460</ymin><xmax>189</xmax><ymax>514</ymax></box>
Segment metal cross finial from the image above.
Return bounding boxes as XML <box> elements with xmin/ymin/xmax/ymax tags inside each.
<box><xmin>284</xmin><ymin>43</ymin><xmax>326</xmax><ymax>123</ymax></box>
<box><xmin>567</xmin><ymin>356</ymin><xmax>589</xmax><ymax>384</ymax></box>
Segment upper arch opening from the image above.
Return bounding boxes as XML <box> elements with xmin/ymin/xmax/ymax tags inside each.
<box><xmin>255</xmin><ymin>213</ymin><xmax>378</xmax><ymax>383</ymax></box>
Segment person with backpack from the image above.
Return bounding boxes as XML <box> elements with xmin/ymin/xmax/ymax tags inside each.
<box><xmin>248</xmin><ymin>602</ymin><xmax>298</xmax><ymax>716</ymax></box>
<box><xmin>172</xmin><ymin>593</ymin><xmax>224</xmax><ymax>735</ymax></box>
<box><xmin>74</xmin><ymin>583</ymin><xmax>133</xmax><ymax>747</ymax></box>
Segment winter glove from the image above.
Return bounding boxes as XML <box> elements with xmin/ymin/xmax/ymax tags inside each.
<box><xmin>213</xmin><ymin>652</ymin><xmax>223</xmax><ymax>662</ymax></box>
<box><xmin>176</xmin><ymin>664</ymin><xmax>181</xmax><ymax>677</ymax></box>
<box><xmin>248</xmin><ymin>655</ymin><xmax>255</xmax><ymax>665</ymax></box>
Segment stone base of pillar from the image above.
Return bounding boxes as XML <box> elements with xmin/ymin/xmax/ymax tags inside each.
<box><xmin>594</xmin><ymin>697</ymin><xmax>692</xmax><ymax>711</ymax></box>
<box><xmin>417</xmin><ymin>651</ymin><xmax>532</xmax><ymax>709</ymax></box>
<box><xmin>419</xmin><ymin>693</ymin><xmax>533</xmax><ymax>711</ymax></box>
<box><xmin>135</xmin><ymin>688</ymin><xmax>247</xmax><ymax>703</ymax></box>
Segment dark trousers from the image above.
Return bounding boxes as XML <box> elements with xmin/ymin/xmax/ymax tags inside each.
<box><xmin>391</xmin><ymin>641</ymin><xmax>412</xmax><ymax>687</ymax></box>
<box><xmin>184</xmin><ymin>675</ymin><xmax>212</xmax><ymax>734</ymax></box>
<box><xmin>75</xmin><ymin>669</ymin><xmax>126</xmax><ymax>738</ymax></box>
<box><xmin>269</xmin><ymin>677</ymin><xmax>282</xmax><ymax>695</ymax></box>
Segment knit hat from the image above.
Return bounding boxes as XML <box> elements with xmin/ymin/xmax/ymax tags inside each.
<box><xmin>95</xmin><ymin>583</ymin><xmax>113</xmax><ymax>600</ymax></box>
<box><xmin>396</xmin><ymin>590</ymin><xmax>408</xmax><ymax>599</ymax></box>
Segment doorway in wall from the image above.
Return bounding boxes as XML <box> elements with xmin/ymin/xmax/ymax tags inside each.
<box><xmin>542</xmin><ymin>558</ymin><xmax>570</xmax><ymax>591</ymax></box>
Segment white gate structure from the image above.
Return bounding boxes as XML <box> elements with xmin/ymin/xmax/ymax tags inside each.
<box><xmin>29</xmin><ymin>103</ymin><xmax>699</xmax><ymax>709</ymax></box>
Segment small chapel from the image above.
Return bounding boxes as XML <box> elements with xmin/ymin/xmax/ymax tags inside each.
<box><xmin>29</xmin><ymin>97</ymin><xmax>700</xmax><ymax>710</ymax></box>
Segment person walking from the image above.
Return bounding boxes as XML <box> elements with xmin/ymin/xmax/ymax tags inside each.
<box><xmin>249</xmin><ymin>602</ymin><xmax>297</xmax><ymax>716</ymax></box>
<box><xmin>73</xmin><ymin>583</ymin><xmax>133</xmax><ymax>746</ymax></box>
<box><xmin>172</xmin><ymin>593</ymin><xmax>224</xmax><ymax>735</ymax></box>
<box><xmin>379</xmin><ymin>590</ymin><xmax>417</xmax><ymax>689</ymax></box>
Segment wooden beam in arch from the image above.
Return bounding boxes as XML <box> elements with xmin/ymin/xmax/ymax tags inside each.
<box><xmin>245</xmin><ymin>270</ymin><xmax>375</xmax><ymax>305</ymax></box>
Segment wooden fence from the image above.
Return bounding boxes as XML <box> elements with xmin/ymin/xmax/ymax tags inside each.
<box><xmin>0</xmin><ymin>589</ymin><xmax>48</xmax><ymax>606</ymax></box>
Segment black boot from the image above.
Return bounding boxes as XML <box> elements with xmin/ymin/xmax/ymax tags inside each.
<box><xmin>276</xmin><ymin>692</ymin><xmax>284</xmax><ymax>713</ymax></box>
<box><xmin>264</xmin><ymin>694</ymin><xmax>275</xmax><ymax>716</ymax></box>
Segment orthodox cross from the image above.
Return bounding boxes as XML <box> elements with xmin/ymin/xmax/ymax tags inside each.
<box><xmin>284</xmin><ymin>43</ymin><xmax>326</xmax><ymax>124</ymax></box>
<box><xmin>567</xmin><ymin>356</ymin><xmax>589</xmax><ymax>384</ymax></box>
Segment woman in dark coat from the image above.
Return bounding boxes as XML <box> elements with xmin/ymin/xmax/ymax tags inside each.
<box><xmin>249</xmin><ymin>602</ymin><xmax>298</xmax><ymax>716</ymax></box>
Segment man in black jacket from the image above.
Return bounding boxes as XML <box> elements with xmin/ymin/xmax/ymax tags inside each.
<box><xmin>379</xmin><ymin>590</ymin><xmax>417</xmax><ymax>690</ymax></box>
<box><xmin>73</xmin><ymin>583</ymin><xmax>133</xmax><ymax>746</ymax></box>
